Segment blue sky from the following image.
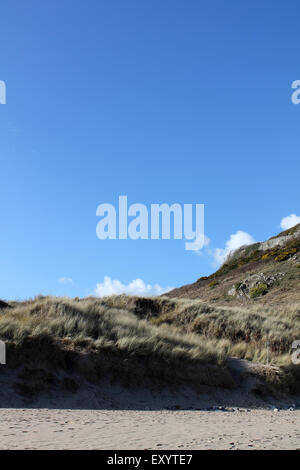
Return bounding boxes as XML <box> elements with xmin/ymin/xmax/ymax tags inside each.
<box><xmin>0</xmin><ymin>0</ymin><xmax>299</xmax><ymax>299</ymax></box>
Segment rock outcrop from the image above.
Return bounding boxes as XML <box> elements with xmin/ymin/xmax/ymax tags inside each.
<box><xmin>166</xmin><ymin>223</ymin><xmax>300</xmax><ymax>304</ymax></box>
<box><xmin>228</xmin><ymin>272</ymin><xmax>286</xmax><ymax>299</ymax></box>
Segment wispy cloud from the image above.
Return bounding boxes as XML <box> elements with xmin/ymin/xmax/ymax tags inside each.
<box><xmin>213</xmin><ymin>230</ymin><xmax>256</xmax><ymax>266</ymax></box>
<box><xmin>280</xmin><ymin>214</ymin><xmax>300</xmax><ymax>231</ymax></box>
<box><xmin>95</xmin><ymin>276</ymin><xmax>173</xmax><ymax>297</ymax></box>
<box><xmin>58</xmin><ymin>277</ymin><xmax>74</xmax><ymax>284</ymax></box>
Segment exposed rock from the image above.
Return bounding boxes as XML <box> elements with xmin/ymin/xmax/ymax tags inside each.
<box><xmin>226</xmin><ymin>225</ymin><xmax>300</xmax><ymax>264</ymax></box>
<box><xmin>259</xmin><ymin>230</ymin><xmax>300</xmax><ymax>252</ymax></box>
<box><xmin>287</xmin><ymin>254</ymin><xmax>298</xmax><ymax>262</ymax></box>
<box><xmin>228</xmin><ymin>272</ymin><xmax>286</xmax><ymax>298</ymax></box>
<box><xmin>228</xmin><ymin>286</ymin><xmax>237</xmax><ymax>296</ymax></box>
<box><xmin>166</xmin><ymin>224</ymin><xmax>300</xmax><ymax>304</ymax></box>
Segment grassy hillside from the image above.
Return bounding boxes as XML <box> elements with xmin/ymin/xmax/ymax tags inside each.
<box><xmin>166</xmin><ymin>224</ymin><xmax>300</xmax><ymax>306</ymax></box>
<box><xmin>0</xmin><ymin>295</ymin><xmax>300</xmax><ymax>399</ymax></box>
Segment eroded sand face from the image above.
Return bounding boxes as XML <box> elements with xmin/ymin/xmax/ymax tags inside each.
<box><xmin>0</xmin><ymin>408</ymin><xmax>299</xmax><ymax>450</ymax></box>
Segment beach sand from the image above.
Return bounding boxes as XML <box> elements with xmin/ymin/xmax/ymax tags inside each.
<box><xmin>0</xmin><ymin>408</ymin><xmax>299</xmax><ymax>450</ymax></box>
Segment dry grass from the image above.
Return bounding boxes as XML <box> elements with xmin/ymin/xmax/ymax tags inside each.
<box><xmin>0</xmin><ymin>296</ymin><xmax>233</xmax><ymax>392</ymax></box>
<box><xmin>107</xmin><ymin>295</ymin><xmax>300</xmax><ymax>393</ymax></box>
<box><xmin>1</xmin><ymin>295</ymin><xmax>300</xmax><ymax>395</ymax></box>
<box><xmin>146</xmin><ymin>297</ymin><xmax>300</xmax><ymax>363</ymax></box>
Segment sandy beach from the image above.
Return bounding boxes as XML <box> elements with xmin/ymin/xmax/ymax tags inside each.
<box><xmin>0</xmin><ymin>408</ymin><xmax>299</xmax><ymax>450</ymax></box>
<box><xmin>1</xmin><ymin>364</ymin><xmax>300</xmax><ymax>450</ymax></box>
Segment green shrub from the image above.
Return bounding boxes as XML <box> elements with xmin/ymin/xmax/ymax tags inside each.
<box><xmin>196</xmin><ymin>276</ymin><xmax>209</xmax><ymax>282</ymax></box>
<box><xmin>208</xmin><ymin>280</ymin><xmax>219</xmax><ymax>289</ymax></box>
<box><xmin>249</xmin><ymin>283</ymin><xmax>268</xmax><ymax>299</ymax></box>
<box><xmin>275</xmin><ymin>248</ymin><xmax>297</xmax><ymax>262</ymax></box>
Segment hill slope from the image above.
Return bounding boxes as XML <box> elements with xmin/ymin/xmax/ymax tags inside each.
<box><xmin>166</xmin><ymin>224</ymin><xmax>300</xmax><ymax>306</ymax></box>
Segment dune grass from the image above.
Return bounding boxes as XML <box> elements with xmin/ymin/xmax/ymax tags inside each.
<box><xmin>1</xmin><ymin>295</ymin><xmax>300</xmax><ymax>395</ymax></box>
<box><xmin>0</xmin><ymin>296</ymin><xmax>234</xmax><ymax>391</ymax></box>
<box><xmin>105</xmin><ymin>295</ymin><xmax>300</xmax><ymax>393</ymax></box>
<box><xmin>133</xmin><ymin>297</ymin><xmax>300</xmax><ymax>364</ymax></box>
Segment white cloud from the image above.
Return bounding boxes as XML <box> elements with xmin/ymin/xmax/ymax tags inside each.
<box><xmin>280</xmin><ymin>214</ymin><xmax>300</xmax><ymax>231</ymax></box>
<box><xmin>58</xmin><ymin>277</ymin><xmax>74</xmax><ymax>284</ymax></box>
<box><xmin>213</xmin><ymin>230</ymin><xmax>256</xmax><ymax>266</ymax></box>
<box><xmin>94</xmin><ymin>276</ymin><xmax>173</xmax><ymax>297</ymax></box>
